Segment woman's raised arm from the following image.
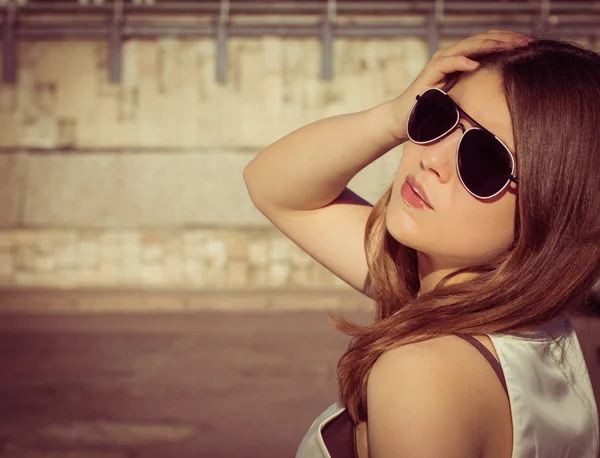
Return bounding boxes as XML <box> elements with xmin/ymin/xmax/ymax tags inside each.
<box><xmin>243</xmin><ymin>30</ymin><xmax>530</xmax><ymax>295</ymax></box>
<box><xmin>244</xmin><ymin>101</ymin><xmax>407</xmax><ymax>294</ymax></box>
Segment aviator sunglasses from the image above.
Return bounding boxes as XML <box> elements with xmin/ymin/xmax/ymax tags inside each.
<box><xmin>407</xmin><ymin>87</ymin><xmax>518</xmax><ymax>199</ymax></box>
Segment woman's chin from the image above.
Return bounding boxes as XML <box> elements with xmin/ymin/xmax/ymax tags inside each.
<box><xmin>385</xmin><ymin>213</ymin><xmax>421</xmax><ymax>249</ymax></box>
<box><xmin>385</xmin><ymin>225</ymin><xmax>420</xmax><ymax>251</ymax></box>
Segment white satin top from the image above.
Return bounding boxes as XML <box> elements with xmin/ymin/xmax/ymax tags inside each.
<box><xmin>295</xmin><ymin>315</ymin><xmax>599</xmax><ymax>458</ymax></box>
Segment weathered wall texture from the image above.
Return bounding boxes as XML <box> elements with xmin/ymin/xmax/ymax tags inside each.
<box><xmin>0</xmin><ymin>229</ymin><xmax>351</xmax><ymax>290</ymax></box>
<box><xmin>0</xmin><ymin>37</ymin><xmax>427</xmax><ymax>290</ymax></box>
<box><xmin>0</xmin><ymin>38</ymin><xmax>424</xmax><ymax>149</ymax></box>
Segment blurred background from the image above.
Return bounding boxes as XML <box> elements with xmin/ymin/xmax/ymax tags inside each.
<box><xmin>0</xmin><ymin>0</ymin><xmax>599</xmax><ymax>457</ymax></box>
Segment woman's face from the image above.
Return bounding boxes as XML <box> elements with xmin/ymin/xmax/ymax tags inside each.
<box><xmin>386</xmin><ymin>69</ymin><xmax>518</xmax><ymax>270</ymax></box>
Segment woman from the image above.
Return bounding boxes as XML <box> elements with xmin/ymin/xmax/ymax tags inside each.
<box><xmin>243</xmin><ymin>30</ymin><xmax>600</xmax><ymax>458</ymax></box>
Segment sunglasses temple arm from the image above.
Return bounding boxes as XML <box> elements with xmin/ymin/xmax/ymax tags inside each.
<box><xmin>456</xmin><ymin>105</ymin><xmax>483</xmax><ymax>130</ymax></box>
<box><xmin>509</xmin><ymin>175</ymin><xmax>519</xmax><ymax>184</ymax></box>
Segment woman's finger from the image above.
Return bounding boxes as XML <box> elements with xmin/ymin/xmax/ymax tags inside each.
<box><xmin>434</xmin><ymin>30</ymin><xmax>531</xmax><ymax>59</ymax></box>
<box><xmin>471</xmin><ymin>29</ymin><xmax>531</xmax><ymax>43</ymax></box>
<box><xmin>440</xmin><ymin>36</ymin><xmax>530</xmax><ymax>58</ymax></box>
<box><xmin>424</xmin><ymin>55</ymin><xmax>481</xmax><ymax>81</ymax></box>
<box><xmin>433</xmin><ymin>38</ymin><xmax>513</xmax><ymax>59</ymax></box>
<box><xmin>389</xmin><ymin>30</ymin><xmax>532</xmax><ymax>140</ymax></box>
<box><xmin>412</xmin><ymin>55</ymin><xmax>481</xmax><ymax>93</ymax></box>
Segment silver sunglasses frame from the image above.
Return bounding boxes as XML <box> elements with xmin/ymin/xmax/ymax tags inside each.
<box><xmin>406</xmin><ymin>87</ymin><xmax>518</xmax><ymax>200</ymax></box>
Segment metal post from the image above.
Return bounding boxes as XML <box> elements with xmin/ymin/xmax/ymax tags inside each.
<box><xmin>108</xmin><ymin>0</ymin><xmax>123</xmax><ymax>84</ymax></box>
<box><xmin>435</xmin><ymin>0</ymin><xmax>445</xmax><ymax>26</ymax></box>
<box><xmin>321</xmin><ymin>0</ymin><xmax>335</xmax><ymax>80</ymax></box>
<box><xmin>535</xmin><ymin>0</ymin><xmax>550</xmax><ymax>32</ymax></box>
<box><xmin>427</xmin><ymin>0</ymin><xmax>441</xmax><ymax>58</ymax></box>
<box><xmin>215</xmin><ymin>0</ymin><xmax>229</xmax><ymax>84</ymax></box>
<box><xmin>3</xmin><ymin>1</ymin><xmax>17</xmax><ymax>84</ymax></box>
<box><xmin>3</xmin><ymin>0</ymin><xmax>600</xmax><ymax>86</ymax></box>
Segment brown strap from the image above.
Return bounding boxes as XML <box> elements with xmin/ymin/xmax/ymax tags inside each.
<box><xmin>321</xmin><ymin>410</ymin><xmax>356</xmax><ymax>458</ymax></box>
<box><xmin>456</xmin><ymin>334</ymin><xmax>509</xmax><ymax>397</ymax></box>
<box><xmin>322</xmin><ymin>336</ymin><xmax>508</xmax><ymax>458</ymax></box>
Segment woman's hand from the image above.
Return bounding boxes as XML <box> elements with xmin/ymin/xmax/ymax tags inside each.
<box><xmin>388</xmin><ymin>30</ymin><xmax>532</xmax><ymax>141</ymax></box>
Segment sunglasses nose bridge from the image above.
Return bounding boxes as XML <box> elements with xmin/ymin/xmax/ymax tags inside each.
<box><xmin>434</xmin><ymin>121</ymin><xmax>466</xmax><ymax>144</ymax></box>
<box><xmin>418</xmin><ymin>120</ymin><xmax>465</xmax><ymax>145</ymax></box>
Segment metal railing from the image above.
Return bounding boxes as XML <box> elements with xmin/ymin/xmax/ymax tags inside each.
<box><xmin>1</xmin><ymin>0</ymin><xmax>600</xmax><ymax>84</ymax></box>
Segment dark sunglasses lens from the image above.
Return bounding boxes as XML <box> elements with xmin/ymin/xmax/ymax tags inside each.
<box><xmin>408</xmin><ymin>90</ymin><xmax>458</xmax><ymax>142</ymax></box>
<box><xmin>458</xmin><ymin>129</ymin><xmax>513</xmax><ymax>198</ymax></box>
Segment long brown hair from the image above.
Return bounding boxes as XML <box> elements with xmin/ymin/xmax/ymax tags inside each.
<box><xmin>334</xmin><ymin>39</ymin><xmax>600</xmax><ymax>423</ymax></box>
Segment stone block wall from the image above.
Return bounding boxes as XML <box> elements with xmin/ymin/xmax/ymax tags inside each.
<box><xmin>2</xmin><ymin>34</ymin><xmax>596</xmax><ymax>295</ymax></box>
<box><xmin>0</xmin><ymin>228</ymin><xmax>350</xmax><ymax>290</ymax></box>
<box><xmin>1</xmin><ymin>38</ymin><xmax>425</xmax><ymax>150</ymax></box>
<box><xmin>0</xmin><ymin>36</ymin><xmax>416</xmax><ymax>290</ymax></box>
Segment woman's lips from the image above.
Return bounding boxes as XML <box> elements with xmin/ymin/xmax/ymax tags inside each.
<box><xmin>406</xmin><ymin>175</ymin><xmax>433</xmax><ymax>209</ymax></box>
<box><xmin>401</xmin><ymin>181</ymin><xmax>433</xmax><ymax>210</ymax></box>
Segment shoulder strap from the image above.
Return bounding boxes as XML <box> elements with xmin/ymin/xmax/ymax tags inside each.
<box><xmin>455</xmin><ymin>334</ymin><xmax>509</xmax><ymax>397</ymax></box>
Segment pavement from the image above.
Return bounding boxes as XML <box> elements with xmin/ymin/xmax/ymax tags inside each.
<box><xmin>0</xmin><ymin>291</ymin><xmax>598</xmax><ymax>458</ymax></box>
<box><xmin>0</xmin><ymin>302</ymin><xmax>365</xmax><ymax>458</ymax></box>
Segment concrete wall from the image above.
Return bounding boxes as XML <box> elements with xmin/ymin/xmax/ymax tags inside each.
<box><xmin>2</xmin><ymin>36</ymin><xmax>597</xmax><ymax>296</ymax></box>
<box><xmin>0</xmin><ymin>37</ymin><xmax>425</xmax><ymax>289</ymax></box>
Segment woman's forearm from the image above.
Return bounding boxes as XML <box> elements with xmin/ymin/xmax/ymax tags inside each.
<box><xmin>243</xmin><ymin>98</ymin><xmax>408</xmax><ymax>212</ymax></box>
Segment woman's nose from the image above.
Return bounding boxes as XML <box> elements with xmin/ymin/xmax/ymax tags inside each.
<box><xmin>419</xmin><ymin>123</ymin><xmax>465</xmax><ymax>183</ymax></box>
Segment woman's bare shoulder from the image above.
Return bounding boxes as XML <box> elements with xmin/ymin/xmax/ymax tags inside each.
<box><xmin>365</xmin><ymin>335</ymin><xmax>511</xmax><ymax>458</ymax></box>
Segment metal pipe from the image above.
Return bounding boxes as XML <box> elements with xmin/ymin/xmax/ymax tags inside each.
<box><xmin>16</xmin><ymin>22</ymin><xmax>600</xmax><ymax>40</ymax></box>
<box><xmin>125</xmin><ymin>27</ymin><xmax>215</xmax><ymax>39</ymax></box>
<box><xmin>6</xmin><ymin>0</ymin><xmax>600</xmax><ymax>86</ymax></box>
<box><xmin>9</xmin><ymin>1</ymin><xmax>600</xmax><ymax>16</ymax></box>
<box><xmin>336</xmin><ymin>27</ymin><xmax>430</xmax><ymax>39</ymax></box>
<box><xmin>19</xmin><ymin>28</ymin><xmax>109</xmax><ymax>38</ymax></box>
<box><xmin>7</xmin><ymin>1</ymin><xmax>600</xmax><ymax>19</ymax></box>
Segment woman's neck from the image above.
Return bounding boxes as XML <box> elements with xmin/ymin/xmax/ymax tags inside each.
<box><xmin>417</xmin><ymin>252</ymin><xmax>476</xmax><ymax>295</ymax></box>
